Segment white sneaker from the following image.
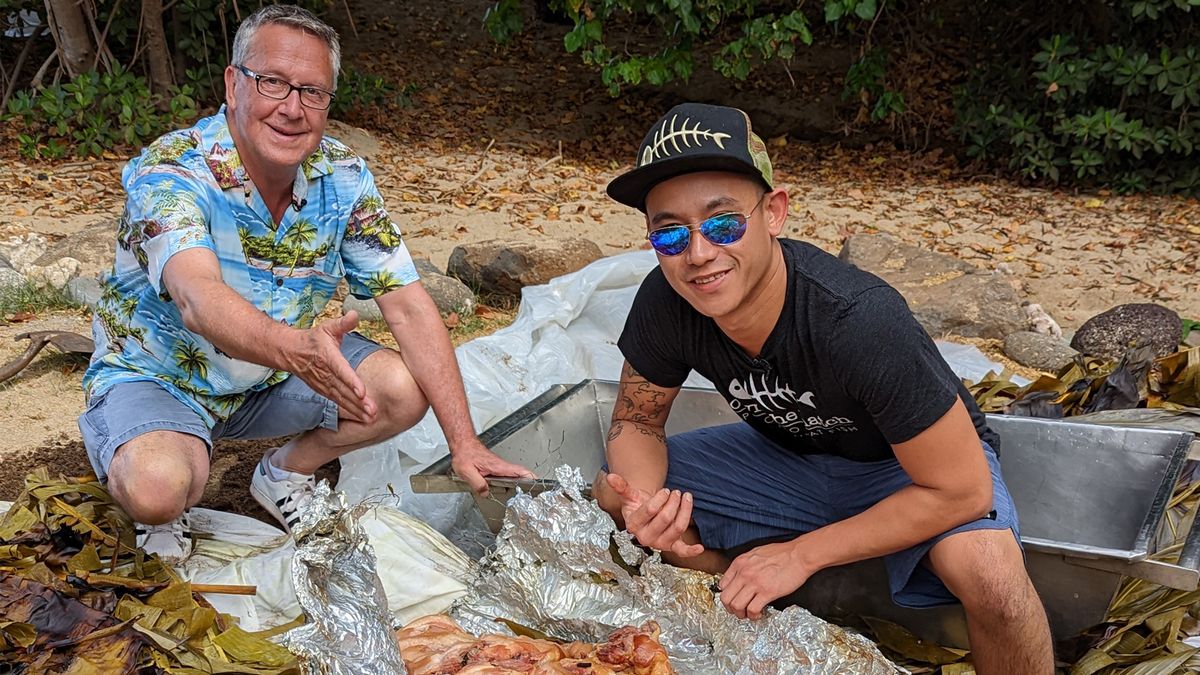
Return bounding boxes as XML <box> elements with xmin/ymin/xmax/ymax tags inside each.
<box><xmin>134</xmin><ymin>511</ymin><xmax>192</xmax><ymax>564</ymax></box>
<box><xmin>249</xmin><ymin>450</ymin><xmax>316</xmax><ymax>533</ymax></box>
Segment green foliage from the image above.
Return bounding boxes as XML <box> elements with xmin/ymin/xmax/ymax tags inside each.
<box><xmin>955</xmin><ymin>0</ymin><xmax>1200</xmax><ymax>194</ymax></box>
<box><xmin>483</xmin><ymin>0</ymin><xmax>901</xmax><ymax>116</ymax></box>
<box><xmin>0</xmin><ymin>280</ymin><xmax>79</xmax><ymax>317</ymax></box>
<box><xmin>5</xmin><ymin>66</ymin><xmax>197</xmax><ymax>160</ymax></box>
<box><xmin>330</xmin><ymin>68</ymin><xmax>420</xmax><ymax>119</ymax></box>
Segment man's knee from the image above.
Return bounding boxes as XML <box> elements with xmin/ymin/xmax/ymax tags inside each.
<box><xmin>107</xmin><ymin>431</ymin><xmax>208</xmax><ymax>524</ymax></box>
<box><xmin>359</xmin><ymin>349</ymin><xmax>429</xmax><ymax>434</ymax></box>
<box><xmin>928</xmin><ymin>530</ymin><xmax>1037</xmax><ymax>621</ymax></box>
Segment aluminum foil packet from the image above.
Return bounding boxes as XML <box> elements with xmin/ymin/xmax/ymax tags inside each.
<box><xmin>281</xmin><ymin>482</ymin><xmax>408</xmax><ymax>674</ymax></box>
<box><xmin>452</xmin><ymin>466</ymin><xmax>900</xmax><ymax>674</ymax></box>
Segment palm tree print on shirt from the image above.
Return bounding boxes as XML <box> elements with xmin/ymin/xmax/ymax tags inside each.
<box><xmin>172</xmin><ymin>340</ymin><xmax>210</xmax><ymax>381</ymax></box>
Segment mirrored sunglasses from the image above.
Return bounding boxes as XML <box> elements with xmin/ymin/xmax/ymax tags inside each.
<box><xmin>646</xmin><ymin>212</ymin><xmax>749</xmax><ymax>256</ymax></box>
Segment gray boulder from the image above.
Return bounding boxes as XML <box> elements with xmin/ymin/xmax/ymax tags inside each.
<box><xmin>1070</xmin><ymin>303</ymin><xmax>1182</xmax><ymax>361</ymax></box>
<box><xmin>0</xmin><ymin>267</ymin><xmax>25</xmax><ymax>291</ymax></box>
<box><xmin>838</xmin><ymin>234</ymin><xmax>1025</xmax><ymax>339</ymax></box>
<box><xmin>66</xmin><ymin>276</ymin><xmax>103</xmax><ymax>309</ymax></box>
<box><xmin>1003</xmin><ymin>331</ymin><xmax>1079</xmax><ymax>373</ymax></box>
<box><xmin>418</xmin><ymin>272</ymin><xmax>475</xmax><ymax>317</ymax></box>
<box><xmin>343</xmin><ymin>295</ymin><xmax>382</xmax><ymax>322</ymax></box>
<box><xmin>34</xmin><ymin>219</ymin><xmax>118</xmax><ymax>280</ymax></box>
<box><xmin>447</xmin><ymin>238</ymin><xmax>604</xmax><ymax>299</ymax></box>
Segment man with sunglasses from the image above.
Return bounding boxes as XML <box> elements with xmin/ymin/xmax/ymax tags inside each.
<box><xmin>80</xmin><ymin>5</ymin><xmax>531</xmax><ymax>563</ymax></box>
<box><xmin>594</xmin><ymin>103</ymin><xmax>1053</xmax><ymax>673</ymax></box>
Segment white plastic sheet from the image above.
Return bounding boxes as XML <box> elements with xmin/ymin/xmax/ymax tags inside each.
<box><xmin>337</xmin><ymin>250</ymin><xmax>1020</xmax><ymax>532</ymax></box>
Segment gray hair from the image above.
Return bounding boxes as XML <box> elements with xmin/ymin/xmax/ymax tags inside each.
<box><xmin>231</xmin><ymin>5</ymin><xmax>341</xmax><ymax>88</ymax></box>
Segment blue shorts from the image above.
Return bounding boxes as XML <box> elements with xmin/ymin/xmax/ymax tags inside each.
<box><xmin>654</xmin><ymin>422</ymin><xmax>1020</xmax><ymax>609</ymax></box>
<box><xmin>78</xmin><ymin>332</ymin><xmax>385</xmax><ymax>483</ymax></box>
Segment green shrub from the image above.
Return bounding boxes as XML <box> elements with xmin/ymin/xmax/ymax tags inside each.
<box><xmin>330</xmin><ymin>68</ymin><xmax>420</xmax><ymax>119</ymax></box>
<box><xmin>483</xmin><ymin>0</ymin><xmax>903</xmax><ymax>121</ymax></box>
<box><xmin>5</xmin><ymin>65</ymin><xmax>197</xmax><ymax>160</ymax></box>
<box><xmin>955</xmin><ymin>0</ymin><xmax>1200</xmax><ymax>195</ymax></box>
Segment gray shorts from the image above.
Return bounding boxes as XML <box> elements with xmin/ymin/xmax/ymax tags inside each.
<box><xmin>78</xmin><ymin>332</ymin><xmax>385</xmax><ymax>482</ymax></box>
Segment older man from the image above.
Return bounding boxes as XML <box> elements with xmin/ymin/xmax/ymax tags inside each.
<box><xmin>594</xmin><ymin>103</ymin><xmax>1054</xmax><ymax>673</ymax></box>
<box><xmin>80</xmin><ymin>5</ymin><xmax>531</xmax><ymax>562</ymax></box>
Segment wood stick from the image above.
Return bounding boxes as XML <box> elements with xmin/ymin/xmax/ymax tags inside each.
<box><xmin>191</xmin><ymin>583</ymin><xmax>258</xmax><ymax>596</ymax></box>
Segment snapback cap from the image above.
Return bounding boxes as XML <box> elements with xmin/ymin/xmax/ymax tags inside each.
<box><xmin>607</xmin><ymin>102</ymin><xmax>773</xmax><ymax>211</ymax></box>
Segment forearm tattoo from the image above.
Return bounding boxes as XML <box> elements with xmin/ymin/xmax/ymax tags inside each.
<box><xmin>607</xmin><ymin>419</ymin><xmax>667</xmax><ymax>444</ymax></box>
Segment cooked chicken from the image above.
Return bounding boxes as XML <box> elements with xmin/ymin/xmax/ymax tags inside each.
<box><xmin>395</xmin><ymin>614</ymin><xmax>675</xmax><ymax>675</ymax></box>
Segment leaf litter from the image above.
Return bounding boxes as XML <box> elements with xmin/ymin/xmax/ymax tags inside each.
<box><xmin>0</xmin><ymin>467</ymin><xmax>299</xmax><ymax>673</ymax></box>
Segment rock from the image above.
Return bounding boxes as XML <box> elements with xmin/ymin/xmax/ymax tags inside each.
<box><xmin>1003</xmin><ymin>331</ymin><xmax>1079</xmax><ymax>373</ymax></box>
<box><xmin>1186</xmin><ymin>331</ymin><xmax>1200</xmax><ymax>349</ymax></box>
<box><xmin>326</xmin><ymin>120</ymin><xmax>381</xmax><ymax>160</ymax></box>
<box><xmin>66</xmin><ymin>276</ymin><xmax>103</xmax><ymax>309</ymax></box>
<box><xmin>25</xmin><ymin>257</ymin><xmax>81</xmax><ymax>289</ymax></box>
<box><xmin>0</xmin><ymin>233</ymin><xmax>49</xmax><ymax>274</ymax></box>
<box><xmin>413</xmin><ymin>258</ymin><xmax>443</xmax><ymax>278</ymax></box>
<box><xmin>1023</xmin><ymin>302</ymin><xmax>1063</xmax><ymax>338</ymax></box>
<box><xmin>33</xmin><ymin>219</ymin><xmax>118</xmax><ymax>279</ymax></box>
<box><xmin>0</xmin><ymin>267</ymin><xmax>26</xmax><ymax>291</ymax></box>
<box><xmin>1071</xmin><ymin>303</ymin><xmax>1182</xmax><ymax>361</ymax></box>
<box><xmin>343</xmin><ymin>295</ymin><xmax>382</xmax><ymax>322</ymax></box>
<box><xmin>418</xmin><ymin>269</ymin><xmax>476</xmax><ymax>317</ymax></box>
<box><xmin>0</xmin><ymin>251</ymin><xmax>12</xmax><ymax>270</ymax></box>
<box><xmin>838</xmin><ymin>234</ymin><xmax>1026</xmax><ymax>339</ymax></box>
<box><xmin>447</xmin><ymin>238</ymin><xmax>604</xmax><ymax>299</ymax></box>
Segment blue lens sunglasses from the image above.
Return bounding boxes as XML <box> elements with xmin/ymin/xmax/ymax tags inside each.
<box><xmin>646</xmin><ymin>193</ymin><xmax>768</xmax><ymax>256</ymax></box>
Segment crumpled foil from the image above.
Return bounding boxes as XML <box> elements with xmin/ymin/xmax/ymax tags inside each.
<box><xmin>452</xmin><ymin>466</ymin><xmax>900</xmax><ymax>674</ymax></box>
<box><xmin>281</xmin><ymin>482</ymin><xmax>408</xmax><ymax>674</ymax></box>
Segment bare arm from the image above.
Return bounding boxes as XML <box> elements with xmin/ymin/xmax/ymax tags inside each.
<box><xmin>376</xmin><ymin>282</ymin><xmax>532</xmax><ymax>493</ymax></box>
<box><xmin>162</xmin><ymin>247</ymin><xmax>374</xmax><ymax>421</ymax></box>
<box><xmin>720</xmin><ymin>396</ymin><xmax>994</xmax><ymax>618</ymax></box>
<box><xmin>604</xmin><ymin>360</ymin><xmax>680</xmax><ymax>499</ymax></box>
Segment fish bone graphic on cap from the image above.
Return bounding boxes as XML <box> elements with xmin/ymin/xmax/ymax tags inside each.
<box><xmin>640</xmin><ymin>114</ymin><xmax>732</xmax><ymax>166</ymax></box>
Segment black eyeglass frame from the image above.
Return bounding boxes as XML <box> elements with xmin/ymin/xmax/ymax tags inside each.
<box><xmin>234</xmin><ymin>64</ymin><xmax>336</xmax><ymax>111</ymax></box>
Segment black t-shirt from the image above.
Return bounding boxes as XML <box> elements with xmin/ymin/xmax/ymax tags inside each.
<box><xmin>618</xmin><ymin>238</ymin><xmax>998</xmax><ymax>462</ymax></box>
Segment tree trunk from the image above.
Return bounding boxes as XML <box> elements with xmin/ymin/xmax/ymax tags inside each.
<box><xmin>140</xmin><ymin>0</ymin><xmax>174</xmax><ymax>102</ymax></box>
<box><xmin>43</xmin><ymin>0</ymin><xmax>97</xmax><ymax>78</ymax></box>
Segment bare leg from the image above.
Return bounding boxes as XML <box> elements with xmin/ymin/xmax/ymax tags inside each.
<box><xmin>271</xmin><ymin>348</ymin><xmax>429</xmax><ymax>474</ymax></box>
<box><xmin>106</xmin><ymin>430</ymin><xmax>209</xmax><ymax>524</ymax></box>
<box><xmin>926</xmin><ymin>529</ymin><xmax>1054</xmax><ymax>674</ymax></box>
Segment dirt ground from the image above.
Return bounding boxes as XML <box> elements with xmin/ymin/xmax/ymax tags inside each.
<box><xmin>0</xmin><ymin>0</ymin><xmax>1198</xmax><ymax>518</ymax></box>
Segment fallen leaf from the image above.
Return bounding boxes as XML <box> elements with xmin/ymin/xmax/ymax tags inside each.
<box><xmin>9</xmin><ymin>312</ymin><xmax>35</xmax><ymax>322</ymax></box>
<box><xmin>443</xmin><ymin>312</ymin><xmax>460</xmax><ymax>329</ymax></box>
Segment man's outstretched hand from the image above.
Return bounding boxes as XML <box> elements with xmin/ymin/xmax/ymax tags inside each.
<box><xmin>451</xmin><ymin>438</ymin><xmax>536</xmax><ymax>497</ymax></box>
<box><xmin>288</xmin><ymin>311</ymin><xmax>376</xmax><ymax>423</ymax></box>
<box><xmin>605</xmin><ymin>472</ymin><xmax>705</xmax><ymax>559</ymax></box>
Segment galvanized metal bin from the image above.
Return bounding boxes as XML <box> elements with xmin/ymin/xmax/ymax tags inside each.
<box><xmin>412</xmin><ymin>379</ymin><xmax>1200</xmax><ymax>646</ymax></box>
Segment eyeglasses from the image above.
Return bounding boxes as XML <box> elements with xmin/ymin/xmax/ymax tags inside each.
<box><xmin>234</xmin><ymin>64</ymin><xmax>335</xmax><ymax>110</ymax></box>
<box><xmin>646</xmin><ymin>194</ymin><xmax>767</xmax><ymax>256</ymax></box>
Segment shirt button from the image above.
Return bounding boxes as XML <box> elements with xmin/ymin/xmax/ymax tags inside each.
<box><xmin>275</xmin><ymin>278</ymin><xmax>284</xmax><ymax>287</ymax></box>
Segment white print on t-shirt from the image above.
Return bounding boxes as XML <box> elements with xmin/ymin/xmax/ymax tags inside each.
<box><xmin>727</xmin><ymin>373</ymin><xmax>858</xmax><ymax>436</ymax></box>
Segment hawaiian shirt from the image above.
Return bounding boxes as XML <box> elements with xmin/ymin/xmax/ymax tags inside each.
<box><xmin>83</xmin><ymin>107</ymin><xmax>419</xmax><ymax>426</ymax></box>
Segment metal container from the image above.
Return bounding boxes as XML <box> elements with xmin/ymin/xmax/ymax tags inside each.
<box><xmin>413</xmin><ymin>379</ymin><xmax>1200</xmax><ymax>646</ymax></box>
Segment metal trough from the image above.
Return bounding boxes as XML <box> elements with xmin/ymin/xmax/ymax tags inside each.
<box><xmin>413</xmin><ymin>379</ymin><xmax>1200</xmax><ymax>646</ymax></box>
